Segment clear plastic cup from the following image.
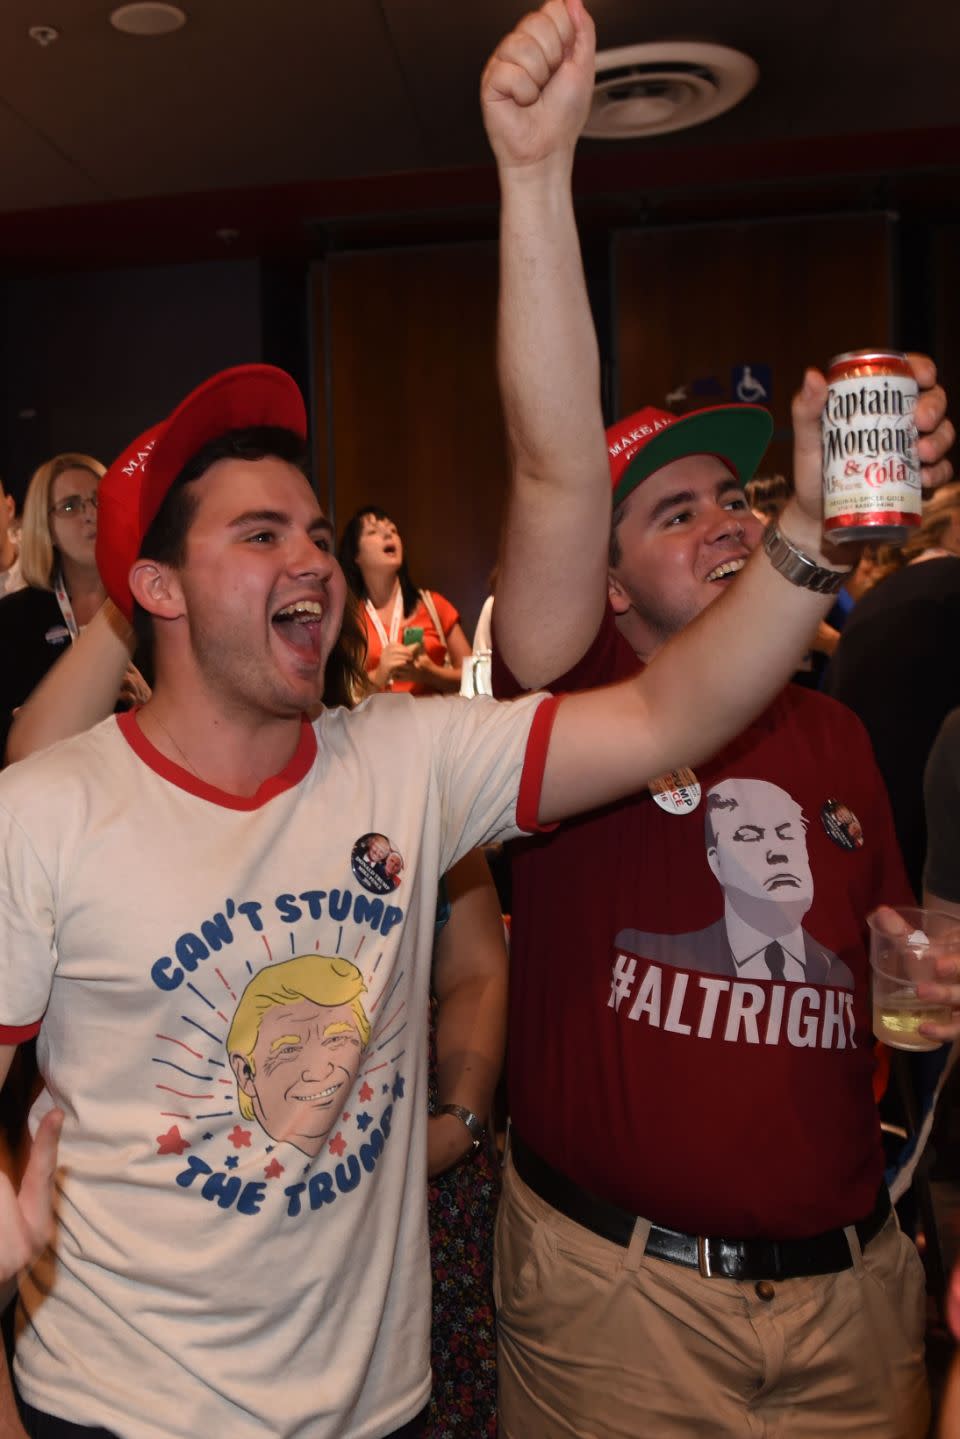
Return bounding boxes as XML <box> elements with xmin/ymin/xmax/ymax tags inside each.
<box><xmin>867</xmin><ymin>905</ymin><xmax>959</xmax><ymax>1051</ymax></box>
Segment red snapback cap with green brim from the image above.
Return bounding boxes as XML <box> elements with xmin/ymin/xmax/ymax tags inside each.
<box><xmin>96</xmin><ymin>364</ymin><xmax>307</xmax><ymax>621</ymax></box>
<box><xmin>607</xmin><ymin>403</ymin><xmax>774</xmax><ymax>507</ymax></box>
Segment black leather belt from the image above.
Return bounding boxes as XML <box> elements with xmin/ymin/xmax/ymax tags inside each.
<box><xmin>510</xmin><ymin>1133</ymin><xmax>891</xmax><ymax>1281</ymax></box>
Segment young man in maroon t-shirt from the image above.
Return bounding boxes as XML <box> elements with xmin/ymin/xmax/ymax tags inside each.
<box><xmin>482</xmin><ymin>2</ymin><xmax>955</xmax><ymax>1436</ymax></box>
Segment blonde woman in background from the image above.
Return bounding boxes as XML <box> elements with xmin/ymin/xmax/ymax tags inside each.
<box><xmin>0</xmin><ymin>452</ymin><xmax>148</xmax><ymax>761</ymax></box>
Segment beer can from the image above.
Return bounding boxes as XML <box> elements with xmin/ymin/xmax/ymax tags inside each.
<box><xmin>821</xmin><ymin>349</ymin><xmax>921</xmax><ymax>544</ymax></box>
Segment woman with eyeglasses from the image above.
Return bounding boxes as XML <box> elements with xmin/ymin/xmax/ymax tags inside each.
<box><xmin>0</xmin><ymin>452</ymin><xmax>149</xmax><ymax>760</ymax></box>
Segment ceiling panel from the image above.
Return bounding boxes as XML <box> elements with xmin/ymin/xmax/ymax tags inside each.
<box><xmin>0</xmin><ymin>0</ymin><xmax>957</xmax><ymax>218</ymax></box>
<box><xmin>0</xmin><ymin>97</ymin><xmax>105</xmax><ymax>209</ymax></box>
<box><xmin>379</xmin><ymin>0</ymin><xmax>539</xmax><ymax>168</ymax></box>
<box><xmin>0</xmin><ymin>0</ymin><xmax>426</xmax><ymax>204</ymax></box>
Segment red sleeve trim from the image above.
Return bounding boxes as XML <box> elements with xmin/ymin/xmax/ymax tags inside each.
<box><xmin>516</xmin><ymin>695</ymin><xmax>563</xmax><ymax>834</ymax></box>
<box><xmin>0</xmin><ymin>1019</ymin><xmax>42</xmax><ymax>1044</ymax></box>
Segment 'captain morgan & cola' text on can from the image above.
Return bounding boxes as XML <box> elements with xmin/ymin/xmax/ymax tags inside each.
<box><xmin>821</xmin><ymin>349</ymin><xmax>921</xmax><ymax>545</ymax></box>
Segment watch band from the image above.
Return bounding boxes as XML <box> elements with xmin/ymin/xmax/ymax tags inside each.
<box><xmin>439</xmin><ymin>1103</ymin><xmax>484</xmax><ymax>1154</ymax></box>
<box><xmin>762</xmin><ymin>522</ymin><xmax>853</xmax><ymax>595</ymax></box>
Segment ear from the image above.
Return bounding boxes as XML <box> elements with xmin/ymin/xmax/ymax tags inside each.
<box><xmin>2</xmin><ymin>494</ymin><xmax>14</xmax><ymax>524</ymax></box>
<box><xmin>129</xmin><ymin>558</ymin><xmax>185</xmax><ymax>620</ymax></box>
<box><xmin>607</xmin><ymin>570</ymin><xmax>631</xmax><ymax>617</ymax></box>
<box><xmin>706</xmin><ymin>845</ymin><xmax>721</xmax><ymax>884</ymax></box>
<box><xmin>230</xmin><ymin>1051</ymin><xmax>257</xmax><ymax>1098</ymax></box>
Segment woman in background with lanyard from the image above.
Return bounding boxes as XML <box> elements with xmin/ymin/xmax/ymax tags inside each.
<box><xmin>0</xmin><ymin>451</ymin><xmax>148</xmax><ymax>761</ymax></box>
<box><xmin>338</xmin><ymin>506</ymin><xmax>471</xmax><ymax>695</ymax></box>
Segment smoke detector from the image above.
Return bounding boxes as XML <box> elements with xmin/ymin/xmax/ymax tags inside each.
<box><xmin>109</xmin><ymin>3</ymin><xmax>186</xmax><ymax>36</ymax></box>
<box><xmin>585</xmin><ymin>42</ymin><xmax>758</xmax><ymax>140</ymax></box>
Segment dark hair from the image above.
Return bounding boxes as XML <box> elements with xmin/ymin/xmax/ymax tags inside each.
<box><xmin>744</xmin><ymin>473</ymin><xmax>792</xmax><ymax>522</ymax></box>
<box><xmin>337</xmin><ymin>505</ymin><xmax>419</xmax><ymax>616</ymax></box>
<box><xmin>133</xmin><ymin>426</ymin><xmax>368</xmax><ymax>709</ymax></box>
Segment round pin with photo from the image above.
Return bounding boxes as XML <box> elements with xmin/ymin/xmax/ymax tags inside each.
<box><xmin>649</xmin><ymin>766</ymin><xmax>701</xmax><ymax>815</ymax></box>
<box><xmin>821</xmin><ymin>798</ymin><xmax>864</xmax><ymax>851</ymax></box>
<box><xmin>351</xmin><ymin>833</ymin><xmax>405</xmax><ymax>894</ymax></box>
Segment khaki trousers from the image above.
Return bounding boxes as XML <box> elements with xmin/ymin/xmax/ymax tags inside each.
<box><xmin>495</xmin><ymin>1154</ymin><xmax>929</xmax><ymax>1438</ymax></box>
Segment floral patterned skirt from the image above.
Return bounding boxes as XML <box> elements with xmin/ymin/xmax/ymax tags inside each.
<box><xmin>426</xmin><ymin>1140</ymin><xmax>500</xmax><ymax>1437</ymax></box>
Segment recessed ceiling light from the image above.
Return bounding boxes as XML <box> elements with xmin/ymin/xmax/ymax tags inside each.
<box><xmin>585</xmin><ymin>42</ymin><xmax>758</xmax><ymax>140</ymax></box>
<box><xmin>109</xmin><ymin>2</ymin><xmax>186</xmax><ymax>37</ymax></box>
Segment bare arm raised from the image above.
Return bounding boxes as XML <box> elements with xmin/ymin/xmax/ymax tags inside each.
<box><xmin>484</xmin><ymin>0</ymin><xmax>954</xmax><ymax>691</ymax></box>
<box><xmin>482</xmin><ymin>0</ymin><xmax>609</xmax><ymax>687</ymax></box>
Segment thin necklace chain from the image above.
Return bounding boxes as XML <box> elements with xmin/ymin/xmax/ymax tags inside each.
<box><xmin>145</xmin><ymin>710</ymin><xmax>204</xmax><ymax>782</ymax></box>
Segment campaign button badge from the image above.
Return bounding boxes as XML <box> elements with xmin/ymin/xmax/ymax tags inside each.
<box><xmin>649</xmin><ymin>767</ymin><xmax>701</xmax><ymax>815</ymax></box>
<box><xmin>821</xmin><ymin>798</ymin><xmax>864</xmax><ymax>850</ymax></box>
<box><xmin>351</xmin><ymin>832</ymin><xmax>405</xmax><ymax>894</ymax></box>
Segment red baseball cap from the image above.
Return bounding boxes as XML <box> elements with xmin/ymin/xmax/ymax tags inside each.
<box><xmin>96</xmin><ymin>364</ymin><xmax>307</xmax><ymax>620</ymax></box>
<box><xmin>607</xmin><ymin>403</ymin><xmax>773</xmax><ymax>507</ymax></box>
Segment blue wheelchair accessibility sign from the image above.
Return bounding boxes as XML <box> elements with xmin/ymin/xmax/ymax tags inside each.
<box><xmin>732</xmin><ymin>364</ymin><xmax>772</xmax><ymax>404</ymax></box>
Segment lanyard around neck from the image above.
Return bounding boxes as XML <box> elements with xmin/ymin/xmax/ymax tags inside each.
<box><xmin>365</xmin><ymin>586</ymin><xmax>403</xmax><ymax>649</ymax></box>
<box><xmin>53</xmin><ymin>568</ymin><xmax>79</xmax><ymax>642</ymax></box>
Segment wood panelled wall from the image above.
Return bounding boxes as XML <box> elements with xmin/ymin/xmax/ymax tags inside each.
<box><xmin>313</xmin><ymin>245</ymin><xmax>505</xmax><ymax>640</ymax></box>
<box><xmin>312</xmin><ymin>216</ymin><xmax>901</xmax><ymax>639</ymax></box>
<box><xmin>615</xmin><ymin>216</ymin><xmax>894</xmax><ymax>481</ymax></box>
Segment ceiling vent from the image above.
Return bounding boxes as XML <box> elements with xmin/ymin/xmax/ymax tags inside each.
<box><xmin>585</xmin><ymin>42</ymin><xmax>758</xmax><ymax>140</ymax></box>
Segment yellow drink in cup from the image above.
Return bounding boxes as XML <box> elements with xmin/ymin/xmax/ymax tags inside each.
<box><xmin>872</xmin><ymin>989</ymin><xmax>950</xmax><ymax>1052</ymax></box>
<box><xmin>868</xmin><ymin>906</ymin><xmax>960</xmax><ymax>1051</ymax></box>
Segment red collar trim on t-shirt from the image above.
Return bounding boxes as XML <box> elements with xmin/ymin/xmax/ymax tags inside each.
<box><xmin>116</xmin><ymin>709</ymin><xmax>317</xmax><ymax>811</ymax></box>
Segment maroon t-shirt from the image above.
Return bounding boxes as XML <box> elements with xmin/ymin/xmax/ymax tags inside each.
<box><xmin>494</xmin><ymin>608</ymin><xmax>912</xmax><ymax>1238</ymax></box>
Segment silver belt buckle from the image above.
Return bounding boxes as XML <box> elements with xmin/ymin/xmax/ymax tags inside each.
<box><xmin>697</xmin><ymin>1235</ymin><xmax>714</xmax><ymax>1278</ymax></box>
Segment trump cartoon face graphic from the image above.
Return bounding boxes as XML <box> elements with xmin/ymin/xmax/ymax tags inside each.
<box><xmin>705</xmin><ymin>778</ymin><xmax>813</xmax><ymax>932</ymax></box>
<box><xmin>227</xmin><ymin>954</ymin><xmax>370</xmax><ymax>1157</ymax></box>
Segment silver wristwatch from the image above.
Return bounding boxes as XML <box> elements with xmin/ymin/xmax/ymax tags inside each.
<box><xmin>762</xmin><ymin>522</ymin><xmax>852</xmax><ymax>595</ymax></box>
<box><xmin>439</xmin><ymin>1104</ymin><xmax>484</xmax><ymax>1155</ymax></box>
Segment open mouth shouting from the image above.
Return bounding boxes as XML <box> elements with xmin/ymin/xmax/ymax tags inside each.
<box><xmin>272</xmin><ymin>597</ymin><xmax>326</xmax><ymax>662</ymax></box>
